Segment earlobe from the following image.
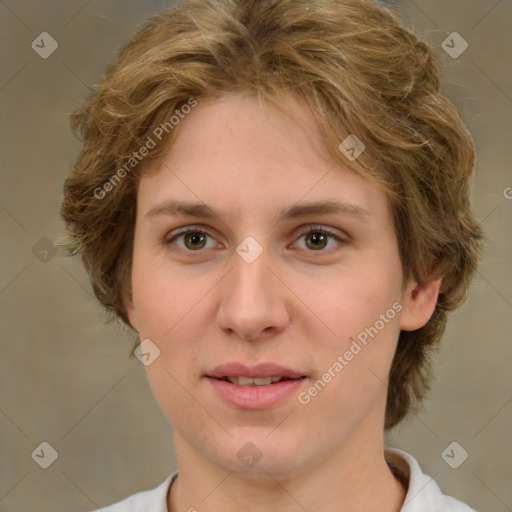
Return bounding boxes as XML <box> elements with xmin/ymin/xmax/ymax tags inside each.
<box><xmin>400</xmin><ymin>277</ymin><xmax>442</xmax><ymax>332</ymax></box>
<box><xmin>127</xmin><ymin>307</ymin><xmax>139</xmax><ymax>332</ymax></box>
<box><xmin>123</xmin><ymin>292</ymin><xmax>139</xmax><ymax>332</ymax></box>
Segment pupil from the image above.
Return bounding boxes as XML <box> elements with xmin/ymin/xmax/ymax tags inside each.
<box><xmin>307</xmin><ymin>233</ymin><xmax>327</xmax><ymax>250</ymax></box>
<box><xmin>185</xmin><ymin>232</ymin><xmax>206</xmax><ymax>250</ymax></box>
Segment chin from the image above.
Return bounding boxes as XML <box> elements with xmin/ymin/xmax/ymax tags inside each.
<box><xmin>204</xmin><ymin>429</ymin><xmax>319</xmax><ymax>481</ymax></box>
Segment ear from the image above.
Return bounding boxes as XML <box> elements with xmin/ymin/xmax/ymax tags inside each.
<box><xmin>400</xmin><ymin>276</ymin><xmax>442</xmax><ymax>331</ymax></box>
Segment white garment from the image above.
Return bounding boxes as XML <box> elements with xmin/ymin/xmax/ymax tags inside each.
<box><xmin>90</xmin><ymin>448</ymin><xmax>477</xmax><ymax>512</ymax></box>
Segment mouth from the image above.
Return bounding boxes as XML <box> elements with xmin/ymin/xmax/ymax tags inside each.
<box><xmin>205</xmin><ymin>362</ymin><xmax>308</xmax><ymax>409</ymax></box>
<box><xmin>206</xmin><ymin>375</ymin><xmax>307</xmax><ymax>410</ymax></box>
<box><xmin>211</xmin><ymin>376</ymin><xmax>306</xmax><ymax>387</ymax></box>
<box><xmin>205</xmin><ymin>361</ymin><xmax>307</xmax><ymax>383</ymax></box>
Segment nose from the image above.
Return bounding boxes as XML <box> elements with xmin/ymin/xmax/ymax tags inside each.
<box><xmin>216</xmin><ymin>244</ymin><xmax>290</xmax><ymax>341</ymax></box>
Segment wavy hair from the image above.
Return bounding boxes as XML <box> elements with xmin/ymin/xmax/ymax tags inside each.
<box><xmin>59</xmin><ymin>0</ymin><xmax>484</xmax><ymax>428</ymax></box>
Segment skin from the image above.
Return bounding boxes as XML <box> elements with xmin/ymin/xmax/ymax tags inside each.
<box><xmin>125</xmin><ymin>94</ymin><xmax>441</xmax><ymax>512</ymax></box>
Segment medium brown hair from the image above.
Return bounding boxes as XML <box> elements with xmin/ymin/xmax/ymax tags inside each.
<box><xmin>59</xmin><ymin>0</ymin><xmax>484</xmax><ymax>428</ymax></box>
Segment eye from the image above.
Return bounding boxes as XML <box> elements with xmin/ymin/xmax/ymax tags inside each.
<box><xmin>292</xmin><ymin>225</ymin><xmax>346</xmax><ymax>252</ymax></box>
<box><xmin>165</xmin><ymin>225</ymin><xmax>346</xmax><ymax>254</ymax></box>
<box><xmin>165</xmin><ymin>228</ymin><xmax>221</xmax><ymax>251</ymax></box>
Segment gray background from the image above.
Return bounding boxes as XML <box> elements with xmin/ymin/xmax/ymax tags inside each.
<box><xmin>0</xmin><ymin>1</ymin><xmax>511</xmax><ymax>511</ymax></box>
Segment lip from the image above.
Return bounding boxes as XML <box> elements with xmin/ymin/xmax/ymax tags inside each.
<box><xmin>206</xmin><ymin>376</ymin><xmax>308</xmax><ymax>410</ymax></box>
<box><xmin>206</xmin><ymin>362</ymin><xmax>306</xmax><ymax>380</ymax></box>
<box><xmin>205</xmin><ymin>362</ymin><xmax>308</xmax><ymax>410</ymax></box>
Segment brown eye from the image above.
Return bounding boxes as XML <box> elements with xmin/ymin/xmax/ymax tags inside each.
<box><xmin>183</xmin><ymin>232</ymin><xmax>207</xmax><ymax>250</ymax></box>
<box><xmin>293</xmin><ymin>226</ymin><xmax>346</xmax><ymax>252</ymax></box>
<box><xmin>305</xmin><ymin>232</ymin><xmax>329</xmax><ymax>250</ymax></box>
<box><xmin>166</xmin><ymin>228</ymin><xmax>219</xmax><ymax>252</ymax></box>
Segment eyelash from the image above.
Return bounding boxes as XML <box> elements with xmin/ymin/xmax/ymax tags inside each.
<box><xmin>164</xmin><ymin>225</ymin><xmax>347</xmax><ymax>254</ymax></box>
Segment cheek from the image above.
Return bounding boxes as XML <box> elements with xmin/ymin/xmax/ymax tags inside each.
<box><xmin>297</xmin><ymin>262</ymin><xmax>403</xmax><ymax>413</ymax></box>
<box><xmin>131</xmin><ymin>254</ymin><xmax>201</xmax><ymax>338</ymax></box>
<box><xmin>132</xmin><ymin>264</ymin><xmax>209</xmax><ymax>424</ymax></box>
<box><xmin>131</xmin><ymin>255</ymin><xmax>210</xmax><ymax>371</ymax></box>
<box><xmin>308</xmin><ymin>265</ymin><xmax>403</xmax><ymax>345</ymax></box>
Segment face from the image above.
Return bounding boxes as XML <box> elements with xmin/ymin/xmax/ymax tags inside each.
<box><xmin>126</xmin><ymin>94</ymin><xmax>437</xmax><ymax>479</ymax></box>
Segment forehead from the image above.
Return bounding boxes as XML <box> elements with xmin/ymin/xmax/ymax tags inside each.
<box><xmin>137</xmin><ymin>94</ymin><xmax>389</xmax><ymax>226</ymax></box>
<box><xmin>144</xmin><ymin>93</ymin><xmax>334</xmax><ymax>175</ymax></box>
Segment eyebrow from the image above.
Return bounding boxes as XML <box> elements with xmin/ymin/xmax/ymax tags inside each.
<box><xmin>145</xmin><ymin>199</ymin><xmax>371</xmax><ymax>222</ymax></box>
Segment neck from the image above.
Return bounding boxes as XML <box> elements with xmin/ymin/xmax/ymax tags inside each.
<box><xmin>167</xmin><ymin>434</ymin><xmax>406</xmax><ymax>512</ymax></box>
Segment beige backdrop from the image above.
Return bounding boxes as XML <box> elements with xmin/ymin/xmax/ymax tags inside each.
<box><xmin>0</xmin><ymin>1</ymin><xmax>511</xmax><ymax>511</ymax></box>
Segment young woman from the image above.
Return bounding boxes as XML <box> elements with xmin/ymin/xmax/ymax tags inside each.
<box><xmin>60</xmin><ymin>0</ymin><xmax>483</xmax><ymax>510</ymax></box>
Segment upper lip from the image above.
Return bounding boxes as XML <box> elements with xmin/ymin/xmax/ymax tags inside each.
<box><xmin>206</xmin><ymin>362</ymin><xmax>306</xmax><ymax>380</ymax></box>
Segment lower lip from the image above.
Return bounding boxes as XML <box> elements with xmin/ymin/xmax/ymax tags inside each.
<box><xmin>206</xmin><ymin>377</ymin><xmax>307</xmax><ymax>410</ymax></box>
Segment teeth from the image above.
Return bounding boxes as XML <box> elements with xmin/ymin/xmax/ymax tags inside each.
<box><xmin>226</xmin><ymin>376</ymin><xmax>284</xmax><ymax>386</ymax></box>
